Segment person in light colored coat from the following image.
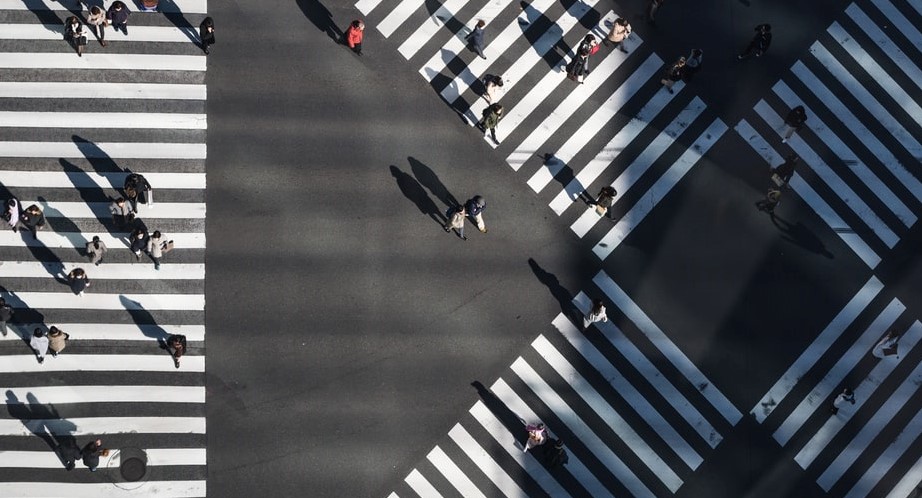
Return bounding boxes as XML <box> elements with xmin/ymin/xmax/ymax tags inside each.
<box><xmin>147</xmin><ymin>230</ymin><xmax>164</xmax><ymax>270</ymax></box>
<box><xmin>604</xmin><ymin>18</ymin><xmax>631</xmax><ymax>52</ymax></box>
<box><xmin>583</xmin><ymin>299</ymin><xmax>608</xmax><ymax>329</ymax></box>
<box><xmin>48</xmin><ymin>326</ymin><xmax>70</xmax><ymax>357</ymax></box>
<box><xmin>30</xmin><ymin>328</ymin><xmax>49</xmax><ymax>364</ymax></box>
<box><xmin>86</xmin><ymin>235</ymin><xmax>107</xmax><ymax>266</ymax></box>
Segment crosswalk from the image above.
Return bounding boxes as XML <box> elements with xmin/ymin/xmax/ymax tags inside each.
<box><xmin>387</xmin><ymin>270</ymin><xmax>740</xmax><ymax>497</ymax></box>
<box><xmin>735</xmin><ymin>0</ymin><xmax>922</xmax><ymax>269</ymax></box>
<box><xmin>357</xmin><ymin>0</ymin><xmax>725</xmax><ymax>261</ymax></box>
<box><xmin>0</xmin><ymin>0</ymin><xmax>208</xmax><ymax>495</ymax></box>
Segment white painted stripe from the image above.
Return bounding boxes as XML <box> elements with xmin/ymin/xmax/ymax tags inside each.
<box><xmin>0</xmin><ymin>417</ymin><xmax>205</xmax><ymax>436</ymax></box>
<box><xmin>790</xmin><ymin>61</ymin><xmax>922</xmax><ymax>205</ymax></box>
<box><xmin>593</xmin><ymin>271</ymin><xmax>741</xmax><ymax>425</ymax></box>
<box><xmin>848</xmin><ymin>4</ymin><xmax>922</xmax><ymax>100</ymax></box>
<box><xmin>810</xmin><ymin>41</ymin><xmax>922</xmax><ymax>160</ymax></box>
<box><xmin>506</xmin><ymin>52</ymin><xmax>659</xmax><ymax>167</ymax></box>
<box><xmin>549</xmin><ymin>81</ymin><xmax>683</xmax><ymax>215</ymax></box>
<box><xmin>0</xmin><ymin>141</ymin><xmax>206</xmax><ymax>159</ymax></box>
<box><xmin>773</xmin><ymin>298</ymin><xmax>905</xmax><ymax>446</ymax></box>
<box><xmin>355</xmin><ymin>0</ymin><xmax>385</xmax><ymax>15</ymax></box>
<box><xmin>884</xmin><ymin>450</ymin><xmax>922</xmax><ymax>498</ymax></box>
<box><xmin>469</xmin><ymin>401</ymin><xmax>572</xmax><ymax>498</ymax></box>
<box><xmin>593</xmin><ymin>118</ymin><xmax>727</xmax><ymax>260</ymax></box>
<box><xmin>14</xmin><ymin>201</ymin><xmax>205</xmax><ymax>219</ymax></box>
<box><xmin>377</xmin><ymin>0</ymin><xmax>423</xmax><ymax>38</ymax></box>
<box><xmin>526</xmin><ymin>56</ymin><xmax>666</xmax><ymax>193</ymax></box>
<box><xmin>511</xmin><ymin>358</ymin><xmax>655</xmax><ymax>497</ymax></box>
<box><xmin>869</xmin><ymin>0</ymin><xmax>922</xmax><ymax>64</ymax></box>
<box><xmin>3</xmin><ymin>323</ymin><xmax>205</xmax><ymax>342</ymax></box>
<box><xmin>1</xmin><ymin>385</ymin><xmax>205</xmax><ymax>404</ymax></box>
<box><xmin>0</xmin><ymin>24</ymin><xmax>205</xmax><ymax>43</ymax></box>
<box><xmin>0</xmin><ymin>481</ymin><xmax>206</xmax><ymax>497</ymax></box>
<box><xmin>817</xmin><ymin>358</ymin><xmax>922</xmax><ymax>491</ymax></box>
<box><xmin>0</xmin><ymin>171</ymin><xmax>205</xmax><ymax>189</ymax></box>
<box><xmin>531</xmin><ymin>334</ymin><xmax>683</xmax><ymax>490</ymax></box>
<box><xmin>750</xmin><ymin>276</ymin><xmax>883</xmax><ymax>423</ymax></box>
<box><xmin>0</xmin><ymin>231</ymin><xmax>206</xmax><ymax>249</ymax></box>
<box><xmin>555</xmin><ymin>308</ymin><xmax>706</xmax><ymax>466</ymax></box>
<box><xmin>398</xmin><ymin>0</ymin><xmax>472</xmax><ymax>60</ymax></box>
<box><xmin>1</xmin><ymin>292</ymin><xmax>205</xmax><ymax>311</ymax></box>
<box><xmin>426</xmin><ymin>445</ymin><xmax>488</xmax><ymax>498</ymax></box>
<box><xmin>0</xmin><ymin>448</ymin><xmax>206</xmax><ymax>468</ymax></box>
<box><xmin>0</xmin><ymin>0</ymin><xmax>209</xmax><ymax>14</ymax></box>
<box><xmin>796</xmin><ymin>321</ymin><xmax>922</xmax><ymax>468</ymax></box>
<box><xmin>0</xmin><ymin>262</ymin><xmax>204</xmax><ymax>280</ymax></box>
<box><xmin>386</xmin><ymin>493</ymin><xmax>399</xmax><ymax>498</ymax></box>
<box><xmin>845</xmin><ymin>405</ymin><xmax>922</xmax><ymax>497</ymax></box>
<box><xmin>754</xmin><ymin>99</ymin><xmax>900</xmax><ymax>248</ymax></box>
<box><xmin>569</xmin><ymin>97</ymin><xmax>706</xmax><ymax>237</ymax></box>
<box><xmin>0</xmin><ymin>82</ymin><xmax>206</xmax><ymax>100</ymax></box>
<box><xmin>489</xmin><ymin>378</ymin><xmax>616</xmax><ymax>498</ymax></box>
<box><xmin>405</xmin><ymin>468</ymin><xmax>443</xmax><ymax>498</ymax></box>
<box><xmin>448</xmin><ymin>424</ymin><xmax>528</xmax><ymax>498</ymax></box>
<box><xmin>0</xmin><ymin>111</ymin><xmax>207</xmax><ymax>130</ymax></box>
<box><xmin>0</xmin><ymin>355</ymin><xmax>205</xmax><ymax>373</ymax></box>
<box><xmin>0</xmin><ymin>53</ymin><xmax>205</xmax><ymax>71</ymax></box>
<box><xmin>773</xmin><ymin>80</ymin><xmax>916</xmax><ymax>227</ymax></box>
<box><xmin>733</xmin><ymin>118</ymin><xmax>882</xmax><ymax>268</ymax></box>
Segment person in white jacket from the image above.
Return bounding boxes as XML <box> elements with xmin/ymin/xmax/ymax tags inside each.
<box><xmin>30</xmin><ymin>328</ymin><xmax>49</xmax><ymax>364</ymax></box>
<box><xmin>583</xmin><ymin>299</ymin><xmax>608</xmax><ymax>329</ymax></box>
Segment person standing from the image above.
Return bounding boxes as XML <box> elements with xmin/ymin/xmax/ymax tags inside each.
<box><xmin>756</xmin><ymin>188</ymin><xmax>781</xmax><ymax>215</ymax></box>
<box><xmin>106</xmin><ymin>1</ymin><xmax>130</xmax><ymax>36</ymax></box>
<box><xmin>647</xmin><ymin>0</ymin><xmax>664</xmax><ymax>24</ymax></box>
<box><xmin>738</xmin><ymin>23</ymin><xmax>771</xmax><ymax>59</ymax></box>
<box><xmin>167</xmin><ymin>334</ymin><xmax>187</xmax><ymax>368</ymax></box>
<box><xmin>443</xmin><ymin>205</ymin><xmax>467</xmax><ymax>240</ymax></box>
<box><xmin>829</xmin><ymin>388</ymin><xmax>855</xmax><ymax>415</ymax></box>
<box><xmin>30</xmin><ymin>328</ymin><xmax>48</xmax><ymax>364</ymax></box>
<box><xmin>483</xmin><ymin>75</ymin><xmax>503</xmax><ymax>104</ymax></box>
<box><xmin>109</xmin><ymin>197</ymin><xmax>135</xmax><ymax>230</ymax></box>
<box><xmin>660</xmin><ymin>56</ymin><xmax>686</xmax><ymax>94</ymax></box>
<box><xmin>18</xmin><ymin>204</ymin><xmax>46</xmax><ymax>240</ymax></box>
<box><xmin>465</xmin><ymin>196</ymin><xmax>488</xmax><ymax>233</ymax></box>
<box><xmin>683</xmin><ymin>49</ymin><xmax>703</xmax><ymax>81</ymax></box>
<box><xmin>478</xmin><ymin>103</ymin><xmax>503</xmax><ymax>145</ymax></box>
<box><xmin>771</xmin><ymin>154</ymin><xmax>798</xmax><ymax>187</ymax></box>
<box><xmin>86</xmin><ymin>235</ymin><xmax>107</xmax><ymax>266</ymax></box>
<box><xmin>199</xmin><ymin>17</ymin><xmax>215</xmax><ymax>55</ymax></box>
<box><xmin>147</xmin><ymin>230</ymin><xmax>164</xmax><ymax>270</ymax></box>
<box><xmin>86</xmin><ymin>6</ymin><xmax>108</xmax><ymax>47</ymax></box>
<box><xmin>466</xmin><ymin>20</ymin><xmax>487</xmax><ymax>60</ymax></box>
<box><xmin>583</xmin><ymin>299</ymin><xmax>608</xmax><ymax>329</ymax></box>
<box><xmin>81</xmin><ymin>439</ymin><xmax>104</xmax><ymax>471</ymax></box>
<box><xmin>48</xmin><ymin>326</ymin><xmax>70</xmax><ymax>358</ymax></box>
<box><xmin>345</xmin><ymin>19</ymin><xmax>364</xmax><ymax>56</ymax></box>
<box><xmin>590</xmin><ymin>186</ymin><xmax>618</xmax><ymax>219</ymax></box>
<box><xmin>129</xmin><ymin>227</ymin><xmax>149</xmax><ymax>261</ymax></box>
<box><xmin>124</xmin><ymin>172</ymin><xmax>152</xmax><ymax>212</ymax></box>
<box><xmin>64</xmin><ymin>16</ymin><xmax>88</xmax><ymax>57</ymax></box>
<box><xmin>4</xmin><ymin>198</ymin><xmax>21</xmax><ymax>232</ymax></box>
<box><xmin>603</xmin><ymin>17</ymin><xmax>631</xmax><ymax>53</ymax></box>
<box><xmin>781</xmin><ymin>105</ymin><xmax>807</xmax><ymax>143</ymax></box>
<box><xmin>0</xmin><ymin>298</ymin><xmax>13</xmax><ymax>337</ymax></box>
<box><xmin>67</xmin><ymin>268</ymin><xmax>90</xmax><ymax>296</ymax></box>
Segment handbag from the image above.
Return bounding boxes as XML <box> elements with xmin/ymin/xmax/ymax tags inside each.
<box><xmin>161</xmin><ymin>240</ymin><xmax>175</xmax><ymax>253</ymax></box>
<box><xmin>883</xmin><ymin>343</ymin><xmax>898</xmax><ymax>356</ymax></box>
<box><xmin>771</xmin><ymin>173</ymin><xmax>784</xmax><ymax>186</ymax></box>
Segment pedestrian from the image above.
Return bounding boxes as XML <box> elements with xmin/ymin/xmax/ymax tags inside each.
<box><xmin>109</xmin><ymin>197</ymin><xmax>135</xmax><ymax>230</ymax></box>
<box><xmin>738</xmin><ymin>23</ymin><xmax>771</xmax><ymax>60</ymax></box>
<box><xmin>482</xmin><ymin>74</ymin><xmax>503</xmax><ymax>104</ymax></box>
<box><xmin>0</xmin><ymin>297</ymin><xmax>12</xmax><ymax>337</ymax></box>
<box><xmin>683</xmin><ymin>49</ymin><xmax>703</xmax><ymax>81</ymax></box>
<box><xmin>466</xmin><ymin>20</ymin><xmax>487</xmax><ymax>60</ymax></box>
<box><xmin>872</xmin><ymin>330</ymin><xmax>900</xmax><ymax>359</ymax></box>
<box><xmin>129</xmin><ymin>227</ymin><xmax>149</xmax><ymax>261</ymax></box>
<box><xmin>603</xmin><ymin>17</ymin><xmax>631</xmax><ymax>53</ymax></box>
<box><xmin>524</xmin><ymin>423</ymin><xmax>547</xmax><ymax>452</ymax></box>
<box><xmin>755</xmin><ymin>188</ymin><xmax>781</xmax><ymax>215</ymax></box>
<box><xmin>647</xmin><ymin>0</ymin><xmax>664</xmax><ymax>24</ymax></box>
<box><xmin>64</xmin><ymin>16</ymin><xmax>88</xmax><ymax>57</ymax></box>
<box><xmin>48</xmin><ymin>326</ymin><xmax>70</xmax><ymax>358</ymax></box>
<box><xmin>477</xmin><ymin>103</ymin><xmax>503</xmax><ymax>145</ymax></box>
<box><xmin>67</xmin><ymin>268</ymin><xmax>90</xmax><ymax>296</ymax></box>
<box><xmin>106</xmin><ymin>1</ymin><xmax>130</xmax><ymax>36</ymax></box>
<box><xmin>578</xmin><ymin>34</ymin><xmax>600</xmax><ymax>70</ymax></box>
<box><xmin>61</xmin><ymin>438</ymin><xmax>80</xmax><ymax>471</ymax></box>
<box><xmin>465</xmin><ymin>196</ymin><xmax>488</xmax><ymax>233</ymax></box>
<box><xmin>345</xmin><ymin>19</ymin><xmax>364</xmax><ymax>56</ymax></box>
<box><xmin>542</xmin><ymin>439</ymin><xmax>569</xmax><ymax>469</ymax></box>
<box><xmin>81</xmin><ymin>439</ymin><xmax>105</xmax><ymax>471</ymax></box>
<box><xmin>583</xmin><ymin>299</ymin><xmax>608</xmax><ymax>329</ymax></box>
<box><xmin>443</xmin><ymin>205</ymin><xmax>467</xmax><ymax>240</ymax></box>
<box><xmin>147</xmin><ymin>230</ymin><xmax>164</xmax><ymax>270</ymax></box>
<box><xmin>3</xmin><ymin>198</ymin><xmax>21</xmax><ymax>232</ymax></box>
<box><xmin>590</xmin><ymin>186</ymin><xmax>618</xmax><ymax>220</ymax></box>
<box><xmin>86</xmin><ymin>235</ymin><xmax>107</xmax><ymax>266</ymax></box>
<box><xmin>829</xmin><ymin>388</ymin><xmax>856</xmax><ymax>415</ymax></box>
<box><xmin>660</xmin><ymin>56</ymin><xmax>686</xmax><ymax>94</ymax></box>
<box><xmin>780</xmin><ymin>105</ymin><xmax>807</xmax><ymax>143</ymax></box>
<box><xmin>86</xmin><ymin>6</ymin><xmax>108</xmax><ymax>47</ymax></box>
<box><xmin>30</xmin><ymin>328</ymin><xmax>48</xmax><ymax>364</ymax></box>
<box><xmin>124</xmin><ymin>172</ymin><xmax>152</xmax><ymax>212</ymax></box>
<box><xmin>199</xmin><ymin>17</ymin><xmax>215</xmax><ymax>55</ymax></box>
<box><xmin>566</xmin><ymin>44</ymin><xmax>591</xmax><ymax>83</ymax></box>
<box><xmin>167</xmin><ymin>334</ymin><xmax>187</xmax><ymax>368</ymax></box>
<box><xmin>17</xmin><ymin>204</ymin><xmax>46</xmax><ymax>240</ymax></box>
<box><xmin>771</xmin><ymin>154</ymin><xmax>798</xmax><ymax>187</ymax></box>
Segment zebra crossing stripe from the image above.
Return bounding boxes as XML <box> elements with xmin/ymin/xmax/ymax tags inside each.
<box><xmin>0</xmin><ymin>111</ymin><xmax>207</xmax><ymax>130</ymax></box>
<box><xmin>0</xmin><ymin>24</ymin><xmax>206</xmax><ymax>43</ymax></box>
<box><xmin>0</xmin><ymin>417</ymin><xmax>206</xmax><ymax>436</ymax></box>
<box><xmin>355</xmin><ymin>0</ymin><xmax>385</xmax><ymax>15</ymax></box>
<box><xmin>4</xmin><ymin>323</ymin><xmax>205</xmax><ymax>342</ymax></box>
<box><xmin>0</xmin><ymin>262</ymin><xmax>205</xmax><ymax>280</ymax></box>
<box><xmin>0</xmin><ymin>0</ymin><xmax>209</xmax><ymax>14</ymax></box>
<box><xmin>848</xmin><ymin>4</ymin><xmax>922</xmax><ymax>97</ymax></box>
<box><xmin>0</xmin><ymin>448</ymin><xmax>207</xmax><ymax>468</ymax></box>
<box><xmin>426</xmin><ymin>445</ymin><xmax>489</xmax><ymax>498</ymax></box>
<box><xmin>398</xmin><ymin>0</ymin><xmax>472</xmax><ymax>60</ymax></box>
<box><xmin>0</xmin><ymin>231</ymin><xmax>206</xmax><ymax>249</ymax></box>
<box><xmin>511</xmin><ymin>357</ymin><xmax>656</xmax><ymax>498</ymax></box>
<box><xmin>386</xmin><ymin>493</ymin><xmax>399</xmax><ymax>498</ymax></box>
<box><xmin>554</xmin><ymin>308</ymin><xmax>705</xmax><ymax>468</ymax></box>
<box><xmin>593</xmin><ymin>118</ymin><xmax>727</xmax><ymax>260</ymax></box>
<box><xmin>886</xmin><ymin>453</ymin><xmax>922</xmax><ymax>498</ymax></box>
<box><xmin>531</xmin><ymin>334</ymin><xmax>683</xmax><ymax>490</ymax></box>
<box><xmin>448</xmin><ymin>423</ymin><xmax>529</xmax><ymax>498</ymax></box>
<box><xmin>870</xmin><ymin>0</ymin><xmax>922</xmax><ymax>59</ymax></box>
<box><xmin>0</xmin><ymin>355</ymin><xmax>205</xmax><ymax>373</ymax></box>
<box><xmin>733</xmin><ymin>118</ymin><xmax>882</xmax><ymax>268</ymax></box>
<box><xmin>795</xmin><ymin>321</ymin><xmax>922</xmax><ymax>469</ymax></box>
<box><xmin>0</xmin><ymin>82</ymin><xmax>206</xmax><ymax>100</ymax></box>
<box><xmin>469</xmin><ymin>400</ymin><xmax>572</xmax><ymax>498</ymax></box>
<box><xmin>0</xmin><ymin>481</ymin><xmax>207</xmax><ymax>498</ymax></box>
<box><xmin>489</xmin><ymin>378</ymin><xmax>616</xmax><ymax>498</ymax></box>
<box><xmin>0</xmin><ymin>53</ymin><xmax>205</xmax><ymax>71</ymax></box>
<box><xmin>377</xmin><ymin>0</ymin><xmax>426</xmax><ymax>38</ymax></box>
<box><xmin>772</xmin><ymin>80</ymin><xmax>916</xmax><ymax>227</ymax></box>
<box><xmin>12</xmin><ymin>201</ymin><xmax>205</xmax><ymax>219</ymax></box>
<box><xmin>753</xmin><ymin>99</ymin><xmax>900</xmax><ymax>248</ymax></box>
<box><xmin>0</xmin><ymin>141</ymin><xmax>206</xmax><ymax>159</ymax></box>
<box><xmin>817</xmin><ymin>358</ymin><xmax>922</xmax><ymax>491</ymax></box>
<box><xmin>773</xmin><ymin>298</ymin><xmax>905</xmax><ymax>446</ymax></box>
<box><xmin>751</xmin><ymin>276</ymin><xmax>883</xmax><ymax>423</ymax></box>
<box><xmin>0</xmin><ymin>171</ymin><xmax>206</xmax><ymax>189</ymax></box>
<box><xmin>405</xmin><ymin>468</ymin><xmax>443</xmax><ymax>498</ymax></box>
<box><xmin>1</xmin><ymin>292</ymin><xmax>205</xmax><ymax>311</ymax></box>
<box><xmin>0</xmin><ymin>385</ymin><xmax>205</xmax><ymax>404</ymax></box>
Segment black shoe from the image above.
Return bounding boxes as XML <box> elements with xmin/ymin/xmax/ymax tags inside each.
<box><xmin>204</xmin><ymin>48</ymin><xmax>209</xmax><ymax>55</ymax></box>
<box><xmin>37</xmin><ymin>357</ymin><xmax>43</xmax><ymax>364</ymax></box>
<box><xmin>460</xmin><ymin>235</ymin><xmax>467</xmax><ymax>240</ymax></box>
<box><xmin>444</xmin><ymin>226</ymin><xmax>451</xmax><ymax>232</ymax></box>
<box><xmin>51</xmin><ymin>351</ymin><xmax>57</xmax><ymax>357</ymax></box>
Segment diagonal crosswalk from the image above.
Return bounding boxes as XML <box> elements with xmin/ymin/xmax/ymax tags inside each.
<box><xmin>0</xmin><ymin>1</ymin><xmax>208</xmax><ymax>495</ymax></box>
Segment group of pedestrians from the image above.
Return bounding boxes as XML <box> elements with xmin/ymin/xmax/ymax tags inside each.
<box><xmin>443</xmin><ymin>195</ymin><xmax>488</xmax><ymax>241</ymax></box>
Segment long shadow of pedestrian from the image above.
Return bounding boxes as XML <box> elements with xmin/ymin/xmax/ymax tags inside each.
<box><xmin>771</xmin><ymin>215</ymin><xmax>834</xmax><ymax>259</ymax></box>
<box><xmin>119</xmin><ymin>295</ymin><xmax>170</xmax><ymax>353</ymax></box>
<box><xmin>472</xmin><ymin>381</ymin><xmax>529</xmax><ymax>447</ymax></box>
<box><xmin>390</xmin><ymin>166</ymin><xmax>444</xmax><ymax>226</ymax></box>
<box><xmin>295</xmin><ymin>0</ymin><xmax>344</xmax><ymax>42</ymax></box>
<box><xmin>408</xmin><ymin>157</ymin><xmax>460</xmax><ymax>210</ymax></box>
<box><xmin>156</xmin><ymin>0</ymin><xmax>201</xmax><ymax>45</ymax></box>
<box><xmin>6</xmin><ymin>390</ymin><xmax>80</xmax><ymax>469</ymax></box>
<box><xmin>15</xmin><ymin>195</ymin><xmax>70</xmax><ymax>282</ymax></box>
<box><xmin>20</xmin><ymin>0</ymin><xmax>78</xmax><ymax>33</ymax></box>
<box><xmin>71</xmin><ymin>135</ymin><xmax>130</xmax><ymax>235</ymax></box>
<box><xmin>540</xmin><ymin>153</ymin><xmax>577</xmax><ymax>191</ymax></box>
<box><xmin>528</xmin><ymin>258</ymin><xmax>580</xmax><ymax>323</ymax></box>
<box><xmin>0</xmin><ymin>285</ymin><xmax>45</xmax><ymax>342</ymax></box>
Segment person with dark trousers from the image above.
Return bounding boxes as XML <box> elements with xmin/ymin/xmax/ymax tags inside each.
<box><xmin>466</xmin><ymin>20</ymin><xmax>487</xmax><ymax>59</ymax></box>
<box><xmin>109</xmin><ymin>197</ymin><xmax>135</xmax><ymax>230</ymax></box>
<box><xmin>124</xmin><ymin>172</ymin><xmax>152</xmax><ymax>212</ymax></box>
<box><xmin>345</xmin><ymin>20</ymin><xmax>365</xmax><ymax>55</ymax></box>
<box><xmin>542</xmin><ymin>439</ymin><xmax>569</xmax><ymax>469</ymax></box>
<box><xmin>86</xmin><ymin>235</ymin><xmax>107</xmax><ymax>266</ymax></box>
<box><xmin>167</xmin><ymin>334</ymin><xmax>187</xmax><ymax>368</ymax></box>
<box><xmin>64</xmin><ymin>16</ymin><xmax>87</xmax><ymax>57</ymax></box>
<box><xmin>67</xmin><ymin>268</ymin><xmax>90</xmax><ymax>296</ymax></box>
<box><xmin>771</xmin><ymin>154</ymin><xmax>799</xmax><ymax>186</ymax></box>
<box><xmin>590</xmin><ymin>186</ymin><xmax>618</xmax><ymax>220</ymax></box>
<box><xmin>4</xmin><ymin>198</ymin><xmax>21</xmax><ymax>232</ymax></box>
<box><xmin>781</xmin><ymin>106</ymin><xmax>807</xmax><ymax>143</ymax></box>
<box><xmin>660</xmin><ymin>57</ymin><xmax>686</xmax><ymax>94</ymax></box>
<box><xmin>86</xmin><ymin>6</ymin><xmax>107</xmax><ymax>47</ymax></box>
<box><xmin>199</xmin><ymin>17</ymin><xmax>215</xmax><ymax>55</ymax></box>
<box><xmin>129</xmin><ymin>227</ymin><xmax>149</xmax><ymax>261</ymax></box>
<box><xmin>756</xmin><ymin>188</ymin><xmax>781</xmax><ymax>215</ymax></box>
<box><xmin>0</xmin><ymin>297</ymin><xmax>13</xmax><ymax>337</ymax></box>
<box><xmin>738</xmin><ymin>24</ymin><xmax>772</xmax><ymax>59</ymax></box>
<box><xmin>81</xmin><ymin>439</ymin><xmax>104</xmax><ymax>471</ymax></box>
<box><xmin>478</xmin><ymin>103</ymin><xmax>503</xmax><ymax>144</ymax></box>
<box><xmin>30</xmin><ymin>328</ymin><xmax>48</xmax><ymax>364</ymax></box>
<box><xmin>17</xmin><ymin>204</ymin><xmax>45</xmax><ymax>240</ymax></box>
<box><xmin>106</xmin><ymin>1</ymin><xmax>130</xmax><ymax>36</ymax></box>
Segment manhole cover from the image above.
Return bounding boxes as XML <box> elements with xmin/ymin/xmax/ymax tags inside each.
<box><xmin>120</xmin><ymin>457</ymin><xmax>147</xmax><ymax>481</ymax></box>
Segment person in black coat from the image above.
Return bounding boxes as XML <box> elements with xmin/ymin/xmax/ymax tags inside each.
<box><xmin>200</xmin><ymin>17</ymin><xmax>215</xmax><ymax>54</ymax></box>
<box><xmin>738</xmin><ymin>23</ymin><xmax>771</xmax><ymax>59</ymax></box>
<box><xmin>17</xmin><ymin>204</ymin><xmax>45</xmax><ymax>240</ymax></box>
<box><xmin>124</xmin><ymin>172</ymin><xmax>152</xmax><ymax>211</ymax></box>
<box><xmin>81</xmin><ymin>439</ymin><xmax>104</xmax><ymax>471</ymax></box>
<box><xmin>167</xmin><ymin>334</ymin><xmax>187</xmax><ymax>368</ymax></box>
<box><xmin>771</xmin><ymin>154</ymin><xmax>799</xmax><ymax>186</ymax></box>
<box><xmin>106</xmin><ymin>1</ymin><xmax>130</xmax><ymax>36</ymax></box>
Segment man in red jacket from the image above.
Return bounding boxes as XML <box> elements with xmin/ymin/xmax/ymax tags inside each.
<box><xmin>346</xmin><ymin>20</ymin><xmax>364</xmax><ymax>56</ymax></box>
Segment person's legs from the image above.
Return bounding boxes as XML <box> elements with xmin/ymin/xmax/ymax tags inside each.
<box><xmin>489</xmin><ymin>127</ymin><xmax>498</xmax><ymax>143</ymax></box>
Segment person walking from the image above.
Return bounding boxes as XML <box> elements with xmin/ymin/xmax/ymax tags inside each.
<box><xmin>872</xmin><ymin>330</ymin><xmax>900</xmax><ymax>359</ymax></box>
<box><xmin>483</xmin><ymin>75</ymin><xmax>503</xmax><ymax>104</ymax></box>
<box><xmin>64</xmin><ymin>16</ymin><xmax>88</xmax><ymax>57</ymax></box>
<box><xmin>147</xmin><ymin>230</ymin><xmax>164</xmax><ymax>270</ymax></box>
<box><xmin>756</xmin><ymin>188</ymin><xmax>781</xmax><ymax>215</ymax></box>
<box><xmin>660</xmin><ymin>56</ymin><xmax>686</xmax><ymax>94</ymax></box>
<box><xmin>583</xmin><ymin>299</ymin><xmax>608</xmax><ymax>329</ymax></box>
<box><xmin>738</xmin><ymin>23</ymin><xmax>771</xmax><ymax>60</ymax></box>
<box><xmin>590</xmin><ymin>186</ymin><xmax>618</xmax><ymax>220</ymax></box>
<box><xmin>465</xmin><ymin>196</ymin><xmax>488</xmax><ymax>233</ymax></box>
<box><xmin>771</xmin><ymin>154</ymin><xmax>798</xmax><ymax>187</ymax></box>
<box><xmin>542</xmin><ymin>439</ymin><xmax>569</xmax><ymax>469</ymax></box>
<box><xmin>81</xmin><ymin>439</ymin><xmax>105</xmax><ymax>471</ymax></box>
<box><xmin>167</xmin><ymin>334</ymin><xmax>187</xmax><ymax>368</ymax></box>
<box><xmin>86</xmin><ymin>6</ymin><xmax>108</xmax><ymax>47</ymax></box>
<box><xmin>0</xmin><ymin>297</ymin><xmax>12</xmax><ymax>337</ymax></box>
<box><xmin>781</xmin><ymin>105</ymin><xmax>807</xmax><ymax>143</ymax></box>
<box><xmin>466</xmin><ymin>20</ymin><xmax>487</xmax><ymax>59</ymax></box>
<box><xmin>67</xmin><ymin>268</ymin><xmax>90</xmax><ymax>296</ymax></box>
<box><xmin>30</xmin><ymin>328</ymin><xmax>48</xmax><ymax>364</ymax></box>
<box><xmin>199</xmin><ymin>17</ymin><xmax>215</xmax><ymax>54</ymax></box>
<box><xmin>566</xmin><ymin>44</ymin><xmax>591</xmax><ymax>83</ymax></box>
<box><xmin>129</xmin><ymin>227</ymin><xmax>149</xmax><ymax>261</ymax></box>
<box><xmin>106</xmin><ymin>1</ymin><xmax>130</xmax><ymax>36</ymax></box>
<box><xmin>443</xmin><ymin>205</ymin><xmax>467</xmax><ymax>240</ymax></box>
<box><xmin>48</xmin><ymin>326</ymin><xmax>70</xmax><ymax>358</ymax></box>
<box><xmin>18</xmin><ymin>204</ymin><xmax>46</xmax><ymax>240</ymax></box>
<box><xmin>86</xmin><ymin>235</ymin><xmax>107</xmax><ymax>266</ymax></box>
<box><xmin>345</xmin><ymin>19</ymin><xmax>364</xmax><ymax>56</ymax></box>
<box><xmin>524</xmin><ymin>423</ymin><xmax>548</xmax><ymax>452</ymax></box>
<box><xmin>109</xmin><ymin>197</ymin><xmax>134</xmax><ymax>230</ymax></box>
<box><xmin>603</xmin><ymin>17</ymin><xmax>631</xmax><ymax>53</ymax></box>
<box><xmin>683</xmin><ymin>49</ymin><xmax>703</xmax><ymax>81</ymax></box>
<box><xmin>477</xmin><ymin>103</ymin><xmax>503</xmax><ymax>145</ymax></box>
<box><xmin>829</xmin><ymin>388</ymin><xmax>856</xmax><ymax>415</ymax></box>
<box><xmin>124</xmin><ymin>172</ymin><xmax>152</xmax><ymax>212</ymax></box>
<box><xmin>4</xmin><ymin>198</ymin><xmax>21</xmax><ymax>232</ymax></box>
<box><xmin>647</xmin><ymin>0</ymin><xmax>664</xmax><ymax>24</ymax></box>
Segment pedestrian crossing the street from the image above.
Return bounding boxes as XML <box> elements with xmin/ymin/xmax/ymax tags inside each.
<box><xmin>388</xmin><ymin>270</ymin><xmax>740</xmax><ymax>497</ymax></box>
<box><xmin>0</xmin><ymin>0</ymin><xmax>208</xmax><ymax>495</ymax></box>
<box><xmin>735</xmin><ymin>0</ymin><xmax>922</xmax><ymax>269</ymax></box>
<box><xmin>357</xmin><ymin>0</ymin><xmax>725</xmax><ymax>261</ymax></box>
